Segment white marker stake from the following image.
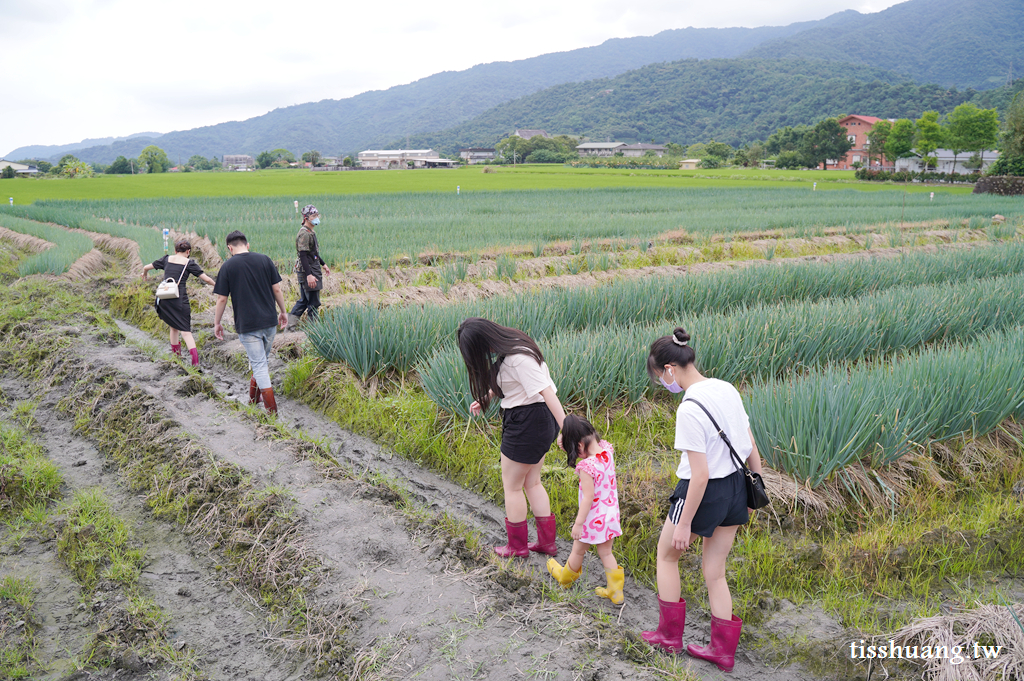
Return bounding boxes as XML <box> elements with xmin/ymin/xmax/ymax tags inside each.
<box><xmin>294</xmin><ymin>200</ymin><xmax>299</xmax><ymax>213</ymax></box>
<box><xmin>813</xmin><ymin>182</ymin><xmax>817</xmax><ymax>191</ymax></box>
<box><xmin>930</xmin><ymin>192</ymin><xmax>934</xmax><ymax>201</ymax></box>
<box><xmin>8</xmin><ymin>197</ymin><xmax>12</xmax><ymax>206</ymax></box>
<box><xmin>457</xmin><ymin>185</ymin><xmax>460</xmax><ymax>195</ymax></box>
<box><xmin>163</xmin><ymin>228</ymin><xmax>170</xmax><ymax>252</ymax></box>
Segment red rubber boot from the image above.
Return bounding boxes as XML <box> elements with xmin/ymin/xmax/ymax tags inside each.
<box><xmin>687</xmin><ymin>614</ymin><xmax>742</xmax><ymax>672</ymax></box>
<box><xmin>189</xmin><ymin>347</ymin><xmax>199</xmax><ymax>366</ymax></box>
<box><xmin>249</xmin><ymin>376</ymin><xmax>261</xmax><ymax>405</ymax></box>
<box><xmin>171</xmin><ymin>343</ymin><xmax>181</xmax><ymax>357</ymax></box>
<box><xmin>494</xmin><ymin>518</ymin><xmax>529</xmax><ymax>557</ymax></box>
<box><xmin>641</xmin><ymin>597</ymin><xmax>686</xmax><ymax>653</ymax></box>
<box><xmin>259</xmin><ymin>387</ymin><xmax>278</xmax><ymax>415</ymax></box>
<box><xmin>528</xmin><ymin>515</ymin><xmax>558</xmax><ymax>555</ymax></box>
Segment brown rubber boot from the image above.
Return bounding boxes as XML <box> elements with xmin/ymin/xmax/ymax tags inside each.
<box><xmin>259</xmin><ymin>387</ymin><xmax>277</xmax><ymax>415</ymax></box>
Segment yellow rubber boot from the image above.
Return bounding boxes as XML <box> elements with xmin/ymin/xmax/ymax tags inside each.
<box><xmin>546</xmin><ymin>558</ymin><xmax>581</xmax><ymax>587</ymax></box>
<box><xmin>595</xmin><ymin>567</ymin><xmax>624</xmax><ymax>604</ymax></box>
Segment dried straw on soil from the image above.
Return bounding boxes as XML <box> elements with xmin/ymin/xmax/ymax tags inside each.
<box><xmin>891</xmin><ymin>603</ymin><xmax>1024</xmax><ymax>680</ymax></box>
<box><xmin>169</xmin><ymin>229</ymin><xmax>222</xmax><ymax>269</ymax></box>
<box><xmin>0</xmin><ymin>225</ymin><xmax>53</xmax><ymax>253</ymax></box>
<box><xmin>64</xmin><ymin>248</ymin><xmax>107</xmax><ymax>281</ymax></box>
<box><xmin>66</xmin><ymin>226</ymin><xmax>144</xmax><ymax>277</ymax></box>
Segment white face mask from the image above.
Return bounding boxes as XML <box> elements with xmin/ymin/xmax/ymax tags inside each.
<box><xmin>310</xmin><ymin>217</ymin><xmax>320</xmax><ymax>226</ymax></box>
<box><xmin>659</xmin><ymin>368</ymin><xmax>683</xmax><ymax>394</ymax></box>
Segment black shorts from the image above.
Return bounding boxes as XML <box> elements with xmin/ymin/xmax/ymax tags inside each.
<box><xmin>501</xmin><ymin>402</ymin><xmax>558</xmax><ymax>464</ymax></box>
<box><xmin>668</xmin><ymin>470</ymin><xmax>749</xmax><ymax>538</ymax></box>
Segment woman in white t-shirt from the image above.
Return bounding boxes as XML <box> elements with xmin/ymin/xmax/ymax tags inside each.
<box><xmin>459</xmin><ymin>317</ymin><xmax>567</xmax><ymax>558</ymax></box>
<box><xmin>640</xmin><ymin>327</ymin><xmax>764</xmax><ymax>674</ymax></box>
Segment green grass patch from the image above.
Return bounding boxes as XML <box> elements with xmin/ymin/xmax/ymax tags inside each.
<box><xmin>56</xmin><ymin>488</ymin><xmax>147</xmax><ymax>592</ymax></box>
<box><xmin>0</xmin><ymin>576</ymin><xmax>38</xmax><ymax>679</ymax></box>
<box><xmin>0</xmin><ymin>417</ymin><xmax>62</xmax><ymax>524</ymax></box>
<box><xmin>0</xmin><ymin>214</ymin><xmax>94</xmax><ymax>276</ymax></box>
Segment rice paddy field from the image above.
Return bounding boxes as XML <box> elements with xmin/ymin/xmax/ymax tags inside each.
<box><xmin>2</xmin><ymin>174</ymin><xmax>1023</xmax><ymax>680</ymax></box>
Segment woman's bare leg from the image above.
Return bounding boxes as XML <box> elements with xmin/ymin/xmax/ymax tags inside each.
<box><xmin>702</xmin><ymin>524</ymin><xmax>740</xmax><ymax>619</ymax></box>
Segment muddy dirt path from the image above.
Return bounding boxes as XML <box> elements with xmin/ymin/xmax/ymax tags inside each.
<box><xmin>105</xmin><ymin>319</ymin><xmax>826</xmax><ymax>679</ymax></box>
<box><xmin>2</xmin><ymin>376</ymin><xmax>297</xmax><ymax>680</ymax></box>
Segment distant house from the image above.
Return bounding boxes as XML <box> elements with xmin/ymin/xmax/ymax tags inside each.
<box><xmin>621</xmin><ymin>143</ymin><xmax>666</xmax><ymax>157</ymax></box>
<box><xmin>0</xmin><ymin>159</ymin><xmax>39</xmax><ymax>175</ymax></box>
<box><xmin>357</xmin><ymin>149</ymin><xmax>450</xmax><ymax>169</ymax></box>
<box><xmin>895</xmin><ymin>149</ymin><xmax>1000</xmax><ymax>174</ymax></box>
<box><xmin>223</xmin><ymin>155</ymin><xmax>255</xmax><ymax>170</ymax></box>
<box><xmin>834</xmin><ymin>115</ymin><xmax>888</xmax><ymax>170</ymax></box>
<box><xmin>460</xmin><ymin>148</ymin><xmax>496</xmax><ymax>164</ymax></box>
<box><xmin>678</xmin><ymin>159</ymin><xmax>700</xmax><ymax>170</ymax></box>
<box><xmin>514</xmin><ymin>129</ymin><xmax>550</xmax><ymax>139</ymax></box>
<box><xmin>576</xmin><ymin>142</ymin><xmax>626</xmax><ymax>157</ymax></box>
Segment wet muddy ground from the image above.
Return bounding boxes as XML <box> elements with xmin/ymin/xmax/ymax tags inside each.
<box><xmin>1</xmin><ymin>309</ymin><xmax>833</xmax><ymax>679</ymax></box>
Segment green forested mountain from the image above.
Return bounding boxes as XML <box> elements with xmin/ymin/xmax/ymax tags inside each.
<box><xmin>743</xmin><ymin>0</ymin><xmax>1023</xmax><ymax>90</ymax></box>
<box><xmin>397</xmin><ymin>59</ymin><xmax>1023</xmax><ymax>153</ymax></box>
<box><xmin>13</xmin><ymin>20</ymin><xmax>831</xmax><ymax>164</ymax></box>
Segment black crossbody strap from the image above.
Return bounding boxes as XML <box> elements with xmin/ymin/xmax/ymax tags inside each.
<box><xmin>683</xmin><ymin>397</ymin><xmax>748</xmax><ymax>475</ymax></box>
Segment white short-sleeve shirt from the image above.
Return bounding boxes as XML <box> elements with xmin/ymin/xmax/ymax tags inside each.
<box><xmin>674</xmin><ymin>378</ymin><xmax>752</xmax><ymax>480</ymax></box>
<box><xmin>496</xmin><ymin>352</ymin><xmax>556</xmax><ymax>409</ymax></box>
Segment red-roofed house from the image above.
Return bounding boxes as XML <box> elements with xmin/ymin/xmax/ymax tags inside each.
<box><xmin>834</xmin><ymin>115</ymin><xmax>887</xmax><ymax>170</ymax></box>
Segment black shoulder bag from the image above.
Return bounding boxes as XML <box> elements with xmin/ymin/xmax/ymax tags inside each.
<box><xmin>683</xmin><ymin>398</ymin><xmax>770</xmax><ymax>509</ymax></box>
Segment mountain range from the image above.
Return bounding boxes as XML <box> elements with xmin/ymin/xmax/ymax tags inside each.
<box><xmin>8</xmin><ymin>0</ymin><xmax>1022</xmax><ymax>164</ymax></box>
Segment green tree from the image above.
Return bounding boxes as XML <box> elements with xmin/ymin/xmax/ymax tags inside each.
<box><xmin>704</xmin><ymin>140</ymin><xmax>734</xmax><ymax>160</ymax></box>
<box><xmin>256</xmin><ymin>150</ymin><xmax>275</xmax><ymax>169</ymax></box>
<box><xmin>342</xmin><ymin>156</ymin><xmax>353</xmax><ymax>167</ymax></box>
<box><xmin>207</xmin><ymin>156</ymin><xmax>222</xmax><ymax>170</ymax></box>
<box><xmin>270</xmin><ymin>148</ymin><xmax>295</xmax><ymax>163</ymax></box>
<box><xmin>764</xmin><ymin>125</ymin><xmax>810</xmax><ymax>155</ymax></box>
<box><xmin>664</xmin><ymin>142</ymin><xmax>684</xmax><ymax>156</ymax></box>
<box><xmin>800</xmin><ymin>118</ymin><xmax>853</xmax><ymax>170</ymax></box>
<box><xmin>914</xmin><ymin>111</ymin><xmax>944</xmax><ymax>169</ymax></box>
<box><xmin>495</xmin><ymin>136</ymin><xmax>529</xmax><ymax>164</ymax></box>
<box><xmin>886</xmin><ymin>119</ymin><xmax>917</xmax><ymax>168</ymax></box>
<box><xmin>685</xmin><ymin>142</ymin><xmax>707</xmax><ymax>158</ymax></box>
<box><xmin>1</xmin><ymin>165</ymin><xmax>15</xmax><ymax>179</ymax></box>
<box><xmin>60</xmin><ymin>159</ymin><xmax>93</xmax><ymax>178</ymax></box>
<box><xmin>945</xmin><ymin>103</ymin><xmax>1000</xmax><ymax>170</ymax></box>
<box><xmin>865</xmin><ymin>120</ymin><xmax>891</xmax><ymax>167</ymax></box>
<box><xmin>107</xmin><ymin>156</ymin><xmax>133</xmax><ymax>174</ymax></box>
<box><xmin>187</xmin><ymin>154</ymin><xmax>211</xmax><ymax>170</ymax></box>
<box><xmin>302</xmin><ymin>150</ymin><xmax>322</xmax><ymax>167</ymax></box>
<box><xmin>138</xmin><ymin>145</ymin><xmax>171</xmax><ymax>173</ymax></box>
<box><xmin>35</xmin><ymin>160</ymin><xmax>52</xmax><ymax>173</ymax></box>
<box><xmin>56</xmin><ymin>155</ymin><xmax>80</xmax><ymax>173</ymax></box>
<box><xmin>1002</xmin><ymin>93</ymin><xmax>1024</xmax><ymax>157</ymax></box>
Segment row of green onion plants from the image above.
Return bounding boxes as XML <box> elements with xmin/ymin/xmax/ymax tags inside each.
<box><xmin>0</xmin><ymin>213</ymin><xmax>94</xmax><ymax>276</ymax></box>
<box><xmin>308</xmin><ymin>242</ymin><xmax>1024</xmax><ymax>379</ymax></box>
<box><xmin>419</xmin><ymin>273</ymin><xmax>1024</xmax><ymax>420</ymax></box>
<box><xmin>3</xmin><ymin>205</ymin><xmax>166</xmax><ymax>264</ymax></box>
<box><xmin>746</xmin><ymin>327</ymin><xmax>1024</xmax><ymax>486</ymax></box>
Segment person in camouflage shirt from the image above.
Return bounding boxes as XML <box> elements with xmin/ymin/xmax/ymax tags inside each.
<box><xmin>290</xmin><ymin>203</ymin><xmax>330</xmax><ymax>323</ymax></box>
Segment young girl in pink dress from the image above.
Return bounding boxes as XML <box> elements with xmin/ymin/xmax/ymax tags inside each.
<box><xmin>546</xmin><ymin>414</ymin><xmax>624</xmax><ymax>604</ymax></box>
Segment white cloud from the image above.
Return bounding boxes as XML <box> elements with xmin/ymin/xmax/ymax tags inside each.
<box><xmin>0</xmin><ymin>0</ymin><xmax>905</xmax><ymax>155</ymax></box>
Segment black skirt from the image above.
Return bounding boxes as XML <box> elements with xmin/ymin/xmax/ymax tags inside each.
<box><xmin>155</xmin><ymin>296</ymin><xmax>192</xmax><ymax>332</ymax></box>
<box><xmin>500</xmin><ymin>402</ymin><xmax>558</xmax><ymax>464</ymax></box>
<box><xmin>667</xmin><ymin>470</ymin><xmax>749</xmax><ymax>537</ymax></box>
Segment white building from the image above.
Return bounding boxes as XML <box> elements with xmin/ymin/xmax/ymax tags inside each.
<box><xmin>895</xmin><ymin>149</ymin><xmax>1000</xmax><ymax>174</ymax></box>
<box><xmin>0</xmin><ymin>159</ymin><xmax>39</xmax><ymax>175</ymax></box>
<box><xmin>223</xmin><ymin>155</ymin><xmax>255</xmax><ymax>170</ymax></box>
<box><xmin>620</xmin><ymin>143</ymin><xmax>666</xmax><ymax>157</ymax></box>
<box><xmin>576</xmin><ymin>142</ymin><xmax>626</xmax><ymax>157</ymax></box>
<box><xmin>357</xmin><ymin>149</ymin><xmax>456</xmax><ymax>169</ymax></box>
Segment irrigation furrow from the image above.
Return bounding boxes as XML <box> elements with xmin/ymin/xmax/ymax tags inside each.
<box><xmin>2</xmin><ymin>378</ymin><xmax>286</xmax><ymax>680</ymax></box>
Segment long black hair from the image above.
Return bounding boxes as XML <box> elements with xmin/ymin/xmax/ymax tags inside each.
<box><xmin>647</xmin><ymin>327</ymin><xmax>695</xmax><ymax>381</ymax></box>
<box><xmin>457</xmin><ymin>317</ymin><xmax>544</xmax><ymax>411</ymax></box>
<box><xmin>560</xmin><ymin>414</ymin><xmax>599</xmax><ymax>468</ymax></box>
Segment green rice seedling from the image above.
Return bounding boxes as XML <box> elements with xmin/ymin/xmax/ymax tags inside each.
<box><xmin>570</xmin><ymin>238</ymin><xmax>583</xmax><ymax>256</ymax></box>
<box><xmin>565</xmin><ymin>257</ymin><xmax>583</xmax><ymax>275</ymax></box>
<box><xmin>863</xmin><ymin>234</ymin><xmax>873</xmax><ymax>250</ymax></box>
<box><xmin>764</xmin><ymin>241</ymin><xmax>778</xmax><ymax>260</ymax></box>
<box><xmin>532</xmin><ymin>240</ymin><xmax>545</xmax><ymax>257</ymax></box>
<box><xmin>887</xmin><ymin>228</ymin><xmax>904</xmax><ymax>248</ymax></box>
<box><xmin>968</xmin><ymin>216</ymin><xmax>988</xmax><ymax>230</ymax></box>
<box><xmin>379</xmin><ymin>254</ymin><xmax>392</xmax><ymax>271</ymax></box>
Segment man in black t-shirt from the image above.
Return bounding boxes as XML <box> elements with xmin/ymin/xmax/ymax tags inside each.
<box><xmin>213</xmin><ymin>230</ymin><xmax>289</xmax><ymax>414</ymax></box>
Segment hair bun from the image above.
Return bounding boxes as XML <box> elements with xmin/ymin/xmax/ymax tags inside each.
<box><xmin>672</xmin><ymin>328</ymin><xmax>690</xmax><ymax>346</ymax></box>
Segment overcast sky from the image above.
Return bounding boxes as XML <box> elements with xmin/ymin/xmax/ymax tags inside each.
<box><xmin>1</xmin><ymin>0</ymin><xmax>905</xmax><ymax>156</ymax></box>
